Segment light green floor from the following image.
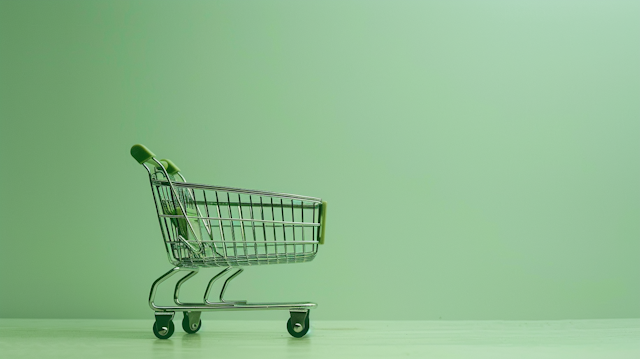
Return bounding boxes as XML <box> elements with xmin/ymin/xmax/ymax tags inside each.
<box><xmin>1</xmin><ymin>319</ymin><xmax>639</xmax><ymax>358</ymax></box>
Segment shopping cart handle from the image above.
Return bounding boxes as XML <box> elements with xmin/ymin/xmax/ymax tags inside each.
<box><xmin>131</xmin><ymin>145</ymin><xmax>182</xmax><ymax>175</ymax></box>
<box><xmin>131</xmin><ymin>144</ymin><xmax>156</xmax><ymax>164</ymax></box>
<box><xmin>160</xmin><ymin>159</ymin><xmax>181</xmax><ymax>175</ymax></box>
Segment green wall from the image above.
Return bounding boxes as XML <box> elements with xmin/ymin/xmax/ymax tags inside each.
<box><xmin>1</xmin><ymin>0</ymin><xmax>638</xmax><ymax>320</ymax></box>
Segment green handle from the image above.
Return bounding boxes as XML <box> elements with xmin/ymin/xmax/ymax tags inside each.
<box><xmin>160</xmin><ymin>159</ymin><xmax>181</xmax><ymax>175</ymax></box>
<box><xmin>130</xmin><ymin>144</ymin><xmax>155</xmax><ymax>164</ymax></box>
<box><xmin>131</xmin><ymin>144</ymin><xmax>182</xmax><ymax>175</ymax></box>
<box><xmin>319</xmin><ymin>201</ymin><xmax>327</xmax><ymax>245</ymax></box>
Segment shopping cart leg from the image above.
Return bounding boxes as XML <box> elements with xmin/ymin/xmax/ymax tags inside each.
<box><xmin>149</xmin><ymin>267</ymin><xmax>182</xmax><ymax>311</ymax></box>
<box><xmin>203</xmin><ymin>267</ymin><xmax>232</xmax><ymax>305</ymax></box>
<box><xmin>219</xmin><ymin>268</ymin><xmax>245</xmax><ymax>303</ymax></box>
<box><xmin>174</xmin><ymin>269</ymin><xmax>199</xmax><ymax>305</ymax></box>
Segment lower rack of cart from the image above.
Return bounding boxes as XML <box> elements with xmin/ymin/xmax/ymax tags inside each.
<box><xmin>149</xmin><ymin>266</ymin><xmax>314</xmax><ymax>339</ymax></box>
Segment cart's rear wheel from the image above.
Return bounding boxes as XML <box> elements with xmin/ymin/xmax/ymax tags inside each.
<box><xmin>153</xmin><ymin>320</ymin><xmax>175</xmax><ymax>339</ymax></box>
<box><xmin>182</xmin><ymin>313</ymin><xmax>202</xmax><ymax>334</ymax></box>
<box><xmin>287</xmin><ymin>313</ymin><xmax>310</xmax><ymax>338</ymax></box>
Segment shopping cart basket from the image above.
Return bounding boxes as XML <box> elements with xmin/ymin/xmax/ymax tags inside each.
<box><xmin>130</xmin><ymin>144</ymin><xmax>327</xmax><ymax>339</ymax></box>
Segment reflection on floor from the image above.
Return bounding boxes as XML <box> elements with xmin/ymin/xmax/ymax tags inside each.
<box><xmin>1</xmin><ymin>319</ymin><xmax>639</xmax><ymax>358</ymax></box>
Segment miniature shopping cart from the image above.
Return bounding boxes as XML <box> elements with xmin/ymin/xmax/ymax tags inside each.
<box><xmin>131</xmin><ymin>144</ymin><xmax>327</xmax><ymax>339</ymax></box>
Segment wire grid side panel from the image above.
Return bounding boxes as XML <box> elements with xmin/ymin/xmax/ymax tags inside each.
<box><xmin>152</xmin><ymin>183</ymin><xmax>321</xmax><ymax>267</ymax></box>
<box><xmin>195</xmin><ymin>189</ymin><xmax>321</xmax><ymax>266</ymax></box>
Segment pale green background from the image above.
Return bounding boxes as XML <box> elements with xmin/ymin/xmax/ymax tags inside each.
<box><xmin>0</xmin><ymin>0</ymin><xmax>638</xmax><ymax>320</ymax></box>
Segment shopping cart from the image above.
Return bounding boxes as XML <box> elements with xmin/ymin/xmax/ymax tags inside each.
<box><xmin>130</xmin><ymin>144</ymin><xmax>327</xmax><ymax>339</ymax></box>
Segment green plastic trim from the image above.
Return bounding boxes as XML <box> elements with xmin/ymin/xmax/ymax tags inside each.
<box><xmin>130</xmin><ymin>144</ymin><xmax>155</xmax><ymax>164</ymax></box>
<box><xmin>160</xmin><ymin>159</ymin><xmax>181</xmax><ymax>175</ymax></box>
<box><xmin>319</xmin><ymin>201</ymin><xmax>327</xmax><ymax>245</ymax></box>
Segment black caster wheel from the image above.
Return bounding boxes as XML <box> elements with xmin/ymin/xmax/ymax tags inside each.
<box><xmin>182</xmin><ymin>313</ymin><xmax>202</xmax><ymax>334</ymax></box>
<box><xmin>153</xmin><ymin>320</ymin><xmax>175</xmax><ymax>339</ymax></box>
<box><xmin>287</xmin><ymin>313</ymin><xmax>310</xmax><ymax>338</ymax></box>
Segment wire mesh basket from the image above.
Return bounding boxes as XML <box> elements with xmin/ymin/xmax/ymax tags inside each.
<box><xmin>152</xmin><ymin>173</ymin><xmax>324</xmax><ymax>267</ymax></box>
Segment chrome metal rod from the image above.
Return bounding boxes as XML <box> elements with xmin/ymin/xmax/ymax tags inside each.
<box><xmin>220</xmin><ymin>268</ymin><xmax>244</xmax><ymax>303</ymax></box>
<box><xmin>160</xmin><ymin>216</ymin><xmax>321</xmax><ymax>228</ymax></box>
<box><xmin>174</xmin><ymin>269</ymin><xmax>199</xmax><ymax>305</ymax></box>
<box><xmin>291</xmin><ymin>199</ymin><xmax>296</xmax><ymax>256</ymax></box>
<box><xmin>260</xmin><ymin>197</ymin><xmax>268</xmax><ymax>256</ymax></box>
<box><xmin>204</xmin><ymin>267</ymin><xmax>232</xmax><ymax>305</ymax></box>
<box><xmin>148</xmin><ymin>302</ymin><xmax>317</xmax><ymax>312</ymax></box>
<box><xmin>149</xmin><ymin>267</ymin><xmax>185</xmax><ymax>311</ymax></box>
<box><xmin>214</xmin><ymin>191</ymin><xmax>229</xmax><ymax>258</ymax></box>
<box><xmin>237</xmin><ymin>193</ymin><xmax>249</xmax><ymax>260</ymax></box>
<box><xmin>281</xmin><ymin>198</ymin><xmax>287</xmax><ymax>256</ymax></box>
<box><xmin>226</xmin><ymin>192</ymin><xmax>238</xmax><ymax>258</ymax></box>
<box><xmin>153</xmin><ymin>180</ymin><xmax>321</xmax><ymax>202</ymax></box>
<box><xmin>171</xmin><ymin>240</ymin><xmax>318</xmax><ymax>244</ymax></box>
<box><xmin>195</xmin><ymin>201</ymin><xmax>318</xmax><ymax>209</ymax></box>
<box><xmin>249</xmin><ymin>195</ymin><xmax>258</xmax><ymax>257</ymax></box>
<box><xmin>202</xmin><ymin>190</ymin><xmax>223</xmax><ymax>256</ymax></box>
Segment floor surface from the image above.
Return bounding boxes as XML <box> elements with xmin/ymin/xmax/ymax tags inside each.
<box><xmin>1</xmin><ymin>318</ymin><xmax>639</xmax><ymax>358</ymax></box>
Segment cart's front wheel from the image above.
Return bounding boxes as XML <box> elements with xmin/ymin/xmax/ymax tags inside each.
<box><xmin>182</xmin><ymin>314</ymin><xmax>202</xmax><ymax>334</ymax></box>
<box><xmin>287</xmin><ymin>313</ymin><xmax>310</xmax><ymax>338</ymax></box>
<box><xmin>153</xmin><ymin>320</ymin><xmax>175</xmax><ymax>339</ymax></box>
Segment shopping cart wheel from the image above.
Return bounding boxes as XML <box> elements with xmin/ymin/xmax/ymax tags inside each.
<box><xmin>287</xmin><ymin>311</ymin><xmax>310</xmax><ymax>338</ymax></box>
<box><xmin>153</xmin><ymin>320</ymin><xmax>175</xmax><ymax>339</ymax></box>
<box><xmin>182</xmin><ymin>312</ymin><xmax>202</xmax><ymax>334</ymax></box>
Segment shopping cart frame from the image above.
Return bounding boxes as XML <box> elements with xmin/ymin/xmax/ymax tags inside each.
<box><xmin>131</xmin><ymin>144</ymin><xmax>327</xmax><ymax>339</ymax></box>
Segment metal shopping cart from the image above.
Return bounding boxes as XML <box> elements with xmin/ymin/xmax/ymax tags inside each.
<box><xmin>130</xmin><ymin>144</ymin><xmax>327</xmax><ymax>339</ymax></box>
